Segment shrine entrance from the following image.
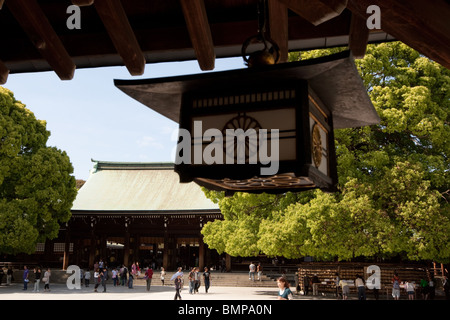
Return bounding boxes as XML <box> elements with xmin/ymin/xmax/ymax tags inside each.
<box><xmin>176</xmin><ymin>238</ymin><xmax>200</xmax><ymax>270</ymax></box>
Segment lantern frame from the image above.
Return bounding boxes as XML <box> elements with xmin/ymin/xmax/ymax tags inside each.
<box><xmin>115</xmin><ymin>51</ymin><xmax>379</xmax><ymax>194</ymax></box>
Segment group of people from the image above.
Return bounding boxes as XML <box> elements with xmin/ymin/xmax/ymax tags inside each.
<box><xmin>21</xmin><ymin>265</ymin><xmax>51</xmax><ymax>292</ymax></box>
<box><xmin>85</xmin><ymin>260</ymin><xmax>163</xmax><ymax>292</ymax></box>
<box><xmin>0</xmin><ymin>266</ymin><xmax>14</xmax><ymax>286</ymax></box>
<box><xmin>248</xmin><ymin>262</ymin><xmax>263</xmax><ymax>281</ymax></box>
<box><xmin>173</xmin><ymin>266</ymin><xmax>211</xmax><ymax>300</ymax></box>
<box><xmin>166</xmin><ymin>266</ymin><xmax>214</xmax><ymax>300</ymax></box>
<box><xmin>296</xmin><ymin>269</ymin><xmax>449</xmax><ymax>300</ymax></box>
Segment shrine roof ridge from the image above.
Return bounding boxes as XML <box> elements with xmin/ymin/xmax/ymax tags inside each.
<box><xmin>92</xmin><ymin>159</ymin><xmax>175</xmax><ymax>172</ymax></box>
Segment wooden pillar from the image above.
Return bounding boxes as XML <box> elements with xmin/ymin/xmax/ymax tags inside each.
<box><xmin>123</xmin><ymin>230</ymin><xmax>130</xmax><ymax>267</ymax></box>
<box><xmin>199</xmin><ymin>237</ymin><xmax>205</xmax><ymax>270</ymax></box>
<box><xmin>44</xmin><ymin>239</ymin><xmax>53</xmax><ymax>265</ymax></box>
<box><xmin>163</xmin><ymin>216</ymin><xmax>170</xmax><ymax>269</ymax></box>
<box><xmin>89</xmin><ymin>231</ymin><xmax>96</xmax><ymax>268</ymax></box>
<box><xmin>62</xmin><ymin>225</ymin><xmax>70</xmax><ymax>270</ymax></box>
<box><xmin>226</xmin><ymin>254</ymin><xmax>232</xmax><ymax>272</ymax></box>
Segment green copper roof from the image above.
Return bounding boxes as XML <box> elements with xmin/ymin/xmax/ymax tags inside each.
<box><xmin>72</xmin><ymin>160</ymin><xmax>219</xmax><ymax>212</ymax></box>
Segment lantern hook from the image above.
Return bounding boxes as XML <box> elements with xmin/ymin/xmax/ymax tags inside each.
<box><xmin>241</xmin><ymin>0</ymin><xmax>280</xmax><ymax>67</ymax></box>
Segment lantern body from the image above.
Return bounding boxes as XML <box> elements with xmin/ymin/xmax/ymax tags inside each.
<box><xmin>174</xmin><ymin>80</ymin><xmax>337</xmax><ymax>194</ymax></box>
<box><xmin>114</xmin><ymin>51</ymin><xmax>379</xmax><ymax>194</ymax></box>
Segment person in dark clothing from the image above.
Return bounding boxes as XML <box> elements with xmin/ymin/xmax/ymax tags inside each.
<box><xmin>312</xmin><ymin>274</ymin><xmax>320</xmax><ymax>296</ymax></box>
<box><xmin>174</xmin><ymin>275</ymin><xmax>182</xmax><ymax>300</ymax></box>
<box><xmin>303</xmin><ymin>273</ymin><xmax>310</xmax><ymax>295</ymax></box>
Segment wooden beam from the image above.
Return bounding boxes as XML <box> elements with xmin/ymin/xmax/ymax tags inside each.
<box><xmin>6</xmin><ymin>0</ymin><xmax>75</xmax><ymax>80</ymax></box>
<box><xmin>268</xmin><ymin>0</ymin><xmax>289</xmax><ymax>63</ymax></box>
<box><xmin>347</xmin><ymin>0</ymin><xmax>450</xmax><ymax>69</ymax></box>
<box><xmin>180</xmin><ymin>0</ymin><xmax>215</xmax><ymax>70</ymax></box>
<box><xmin>72</xmin><ymin>0</ymin><xmax>94</xmax><ymax>6</ymax></box>
<box><xmin>278</xmin><ymin>0</ymin><xmax>348</xmax><ymax>26</ymax></box>
<box><xmin>348</xmin><ymin>12</ymin><xmax>369</xmax><ymax>59</ymax></box>
<box><xmin>0</xmin><ymin>59</ymin><xmax>9</xmax><ymax>84</ymax></box>
<box><xmin>94</xmin><ymin>0</ymin><xmax>145</xmax><ymax>75</ymax></box>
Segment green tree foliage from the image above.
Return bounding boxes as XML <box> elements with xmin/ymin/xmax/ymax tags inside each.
<box><xmin>0</xmin><ymin>87</ymin><xmax>77</xmax><ymax>254</ymax></box>
<box><xmin>201</xmin><ymin>42</ymin><xmax>450</xmax><ymax>263</ymax></box>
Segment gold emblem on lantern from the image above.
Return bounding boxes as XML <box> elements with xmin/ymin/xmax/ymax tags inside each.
<box><xmin>312</xmin><ymin>123</ymin><xmax>322</xmax><ymax>168</ymax></box>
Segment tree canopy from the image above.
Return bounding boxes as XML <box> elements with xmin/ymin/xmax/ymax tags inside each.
<box><xmin>0</xmin><ymin>87</ymin><xmax>77</xmax><ymax>254</ymax></box>
<box><xmin>201</xmin><ymin>42</ymin><xmax>450</xmax><ymax>263</ymax></box>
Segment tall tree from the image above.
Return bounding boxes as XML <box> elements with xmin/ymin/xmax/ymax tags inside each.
<box><xmin>201</xmin><ymin>42</ymin><xmax>450</xmax><ymax>263</ymax></box>
<box><xmin>0</xmin><ymin>87</ymin><xmax>77</xmax><ymax>254</ymax></box>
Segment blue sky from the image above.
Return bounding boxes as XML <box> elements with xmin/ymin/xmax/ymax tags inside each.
<box><xmin>4</xmin><ymin>57</ymin><xmax>244</xmax><ymax>180</ymax></box>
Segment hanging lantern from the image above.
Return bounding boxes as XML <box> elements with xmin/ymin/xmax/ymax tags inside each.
<box><xmin>114</xmin><ymin>51</ymin><xmax>379</xmax><ymax>194</ymax></box>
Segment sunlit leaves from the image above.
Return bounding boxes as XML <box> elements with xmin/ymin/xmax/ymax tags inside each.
<box><xmin>200</xmin><ymin>42</ymin><xmax>450</xmax><ymax>263</ymax></box>
<box><xmin>0</xmin><ymin>87</ymin><xmax>77</xmax><ymax>254</ymax></box>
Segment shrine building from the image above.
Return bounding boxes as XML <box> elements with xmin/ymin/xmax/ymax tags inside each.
<box><xmin>56</xmin><ymin>160</ymin><xmax>223</xmax><ymax>271</ymax></box>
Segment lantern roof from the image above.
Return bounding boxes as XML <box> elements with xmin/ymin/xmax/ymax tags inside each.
<box><xmin>115</xmin><ymin>50</ymin><xmax>379</xmax><ymax>129</ymax></box>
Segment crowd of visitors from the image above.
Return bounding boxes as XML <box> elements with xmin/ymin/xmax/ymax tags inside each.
<box><xmin>1</xmin><ymin>261</ymin><xmax>448</xmax><ymax>300</ymax></box>
<box><xmin>294</xmin><ymin>268</ymin><xmax>449</xmax><ymax>300</ymax></box>
<box><xmin>0</xmin><ymin>259</ymin><xmax>215</xmax><ymax>300</ymax></box>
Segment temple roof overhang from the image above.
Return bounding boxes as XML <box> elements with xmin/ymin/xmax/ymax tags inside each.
<box><xmin>0</xmin><ymin>0</ymin><xmax>448</xmax><ymax>85</ymax></box>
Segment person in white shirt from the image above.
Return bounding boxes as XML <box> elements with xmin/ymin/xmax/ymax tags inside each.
<box><xmin>405</xmin><ymin>280</ymin><xmax>415</xmax><ymax>300</ymax></box>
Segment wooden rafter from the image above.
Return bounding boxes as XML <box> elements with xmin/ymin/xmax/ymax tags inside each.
<box><xmin>347</xmin><ymin>0</ymin><xmax>450</xmax><ymax>69</ymax></box>
<box><xmin>94</xmin><ymin>0</ymin><xmax>145</xmax><ymax>76</ymax></box>
<box><xmin>0</xmin><ymin>59</ymin><xmax>9</xmax><ymax>84</ymax></box>
<box><xmin>268</xmin><ymin>0</ymin><xmax>289</xmax><ymax>63</ymax></box>
<box><xmin>348</xmin><ymin>12</ymin><xmax>369</xmax><ymax>59</ymax></box>
<box><xmin>278</xmin><ymin>0</ymin><xmax>348</xmax><ymax>26</ymax></box>
<box><xmin>180</xmin><ymin>0</ymin><xmax>215</xmax><ymax>70</ymax></box>
<box><xmin>6</xmin><ymin>0</ymin><xmax>75</xmax><ymax>80</ymax></box>
<box><xmin>71</xmin><ymin>0</ymin><xmax>95</xmax><ymax>6</ymax></box>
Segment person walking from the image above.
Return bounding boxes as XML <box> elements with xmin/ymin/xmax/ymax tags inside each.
<box><xmin>121</xmin><ymin>265</ymin><xmax>128</xmax><ymax>286</ymax></box>
<box><xmin>392</xmin><ymin>272</ymin><xmax>401</xmax><ymax>300</ymax></box>
<box><xmin>277</xmin><ymin>277</ymin><xmax>293</xmax><ymax>300</ymax></box>
<box><xmin>84</xmin><ymin>268</ymin><xmax>91</xmax><ymax>287</ymax></box>
<box><xmin>355</xmin><ymin>274</ymin><xmax>366</xmax><ymax>300</ymax></box>
<box><xmin>6</xmin><ymin>266</ymin><xmax>13</xmax><ymax>286</ymax></box>
<box><xmin>405</xmin><ymin>280</ymin><xmax>415</xmax><ymax>300</ymax></box>
<box><xmin>334</xmin><ymin>272</ymin><xmax>341</xmax><ymax>298</ymax></box>
<box><xmin>101</xmin><ymin>268</ymin><xmax>107</xmax><ymax>292</ymax></box>
<box><xmin>442</xmin><ymin>275</ymin><xmax>449</xmax><ymax>300</ymax></box>
<box><xmin>145</xmin><ymin>266</ymin><xmax>154</xmax><ymax>291</ymax></box>
<box><xmin>302</xmin><ymin>273</ymin><xmax>310</xmax><ymax>296</ymax></box>
<box><xmin>23</xmin><ymin>266</ymin><xmax>29</xmax><ymax>290</ymax></box>
<box><xmin>94</xmin><ymin>268</ymin><xmax>100</xmax><ymax>292</ymax></box>
<box><xmin>257</xmin><ymin>263</ymin><xmax>263</xmax><ymax>281</ymax></box>
<box><xmin>203</xmin><ymin>267</ymin><xmax>211</xmax><ymax>293</ymax></box>
<box><xmin>174</xmin><ymin>274</ymin><xmax>182</xmax><ymax>300</ymax></box>
<box><xmin>339</xmin><ymin>279</ymin><xmax>350</xmax><ymax>300</ymax></box>
<box><xmin>428</xmin><ymin>276</ymin><xmax>436</xmax><ymax>300</ymax></box>
<box><xmin>128</xmin><ymin>266</ymin><xmax>134</xmax><ymax>289</ymax></box>
<box><xmin>33</xmin><ymin>266</ymin><xmax>41</xmax><ymax>292</ymax></box>
<box><xmin>194</xmin><ymin>267</ymin><xmax>200</xmax><ymax>293</ymax></box>
<box><xmin>112</xmin><ymin>268</ymin><xmax>118</xmax><ymax>287</ymax></box>
<box><xmin>188</xmin><ymin>267</ymin><xmax>195</xmax><ymax>294</ymax></box>
<box><xmin>311</xmin><ymin>274</ymin><xmax>320</xmax><ymax>296</ymax></box>
<box><xmin>160</xmin><ymin>267</ymin><xmax>166</xmax><ymax>286</ymax></box>
<box><xmin>249</xmin><ymin>262</ymin><xmax>256</xmax><ymax>281</ymax></box>
<box><xmin>43</xmin><ymin>268</ymin><xmax>51</xmax><ymax>292</ymax></box>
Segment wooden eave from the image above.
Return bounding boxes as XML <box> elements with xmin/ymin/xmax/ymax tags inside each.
<box><xmin>0</xmin><ymin>0</ymin><xmax>448</xmax><ymax>85</ymax></box>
